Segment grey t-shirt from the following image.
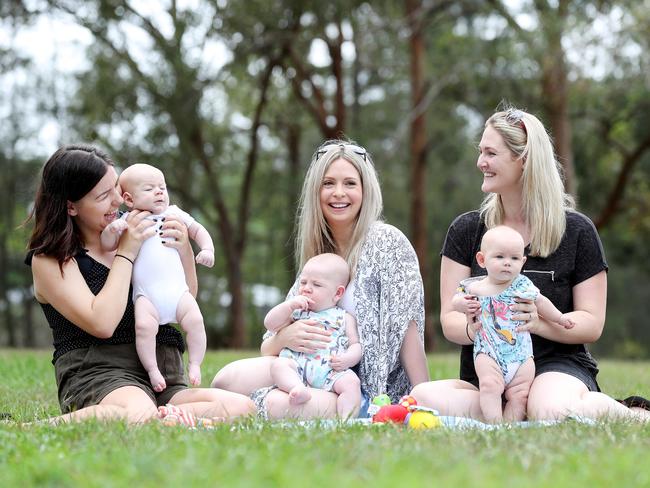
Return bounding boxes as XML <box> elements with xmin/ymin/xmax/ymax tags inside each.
<box><xmin>442</xmin><ymin>210</ymin><xmax>607</xmax><ymax>388</ymax></box>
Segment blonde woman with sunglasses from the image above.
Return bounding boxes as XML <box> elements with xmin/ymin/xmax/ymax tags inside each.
<box><xmin>212</xmin><ymin>139</ymin><xmax>429</xmax><ymax>419</ymax></box>
<box><xmin>411</xmin><ymin>107</ymin><xmax>650</xmax><ymax>422</ymax></box>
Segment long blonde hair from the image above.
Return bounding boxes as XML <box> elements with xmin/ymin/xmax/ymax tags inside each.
<box><xmin>480</xmin><ymin>107</ymin><xmax>574</xmax><ymax>257</ymax></box>
<box><xmin>296</xmin><ymin>139</ymin><xmax>383</xmax><ymax>276</ymax></box>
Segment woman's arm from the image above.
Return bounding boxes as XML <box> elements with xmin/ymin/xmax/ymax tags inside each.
<box><xmin>516</xmin><ymin>271</ymin><xmax>606</xmax><ymax>344</ymax></box>
<box><xmin>399</xmin><ymin>321</ymin><xmax>429</xmax><ymax>385</ymax></box>
<box><xmin>32</xmin><ymin>254</ymin><xmax>133</xmax><ymax>339</ymax></box>
<box><xmin>32</xmin><ymin>210</ymin><xmax>155</xmax><ymax>338</ymax></box>
<box><xmin>440</xmin><ymin>256</ymin><xmax>473</xmax><ymax>345</ymax></box>
<box><xmin>260</xmin><ymin>319</ymin><xmax>331</xmax><ymax>356</ymax></box>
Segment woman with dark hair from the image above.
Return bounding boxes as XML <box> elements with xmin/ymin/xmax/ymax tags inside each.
<box><xmin>26</xmin><ymin>144</ymin><xmax>254</xmax><ymax>424</ymax></box>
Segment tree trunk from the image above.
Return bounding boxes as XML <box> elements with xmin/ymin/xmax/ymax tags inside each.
<box><xmin>23</xmin><ymin>287</ymin><xmax>35</xmax><ymax>347</ymax></box>
<box><xmin>541</xmin><ymin>57</ymin><xmax>574</xmax><ymax>195</ymax></box>
<box><xmin>405</xmin><ymin>0</ymin><xmax>434</xmax><ymax>351</ymax></box>
<box><xmin>225</xmin><ymin>253</ymin><xmax>246</xmax><ymax>348</ymax></box>
<box><xmin>285</xmin><ymin>123</ymin><xmax>301</xmax><ymax>288</ymax></box>
<box><xmin>539</xmin><ymin>3</ymin><xmax>575</xmax><ymax>195</ymax></box>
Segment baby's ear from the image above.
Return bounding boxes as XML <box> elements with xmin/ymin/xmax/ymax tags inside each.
<box><xmin>476</xmin><ymin>251</ymin><xmax>486</xmax><ymax>268</ymax></box>
<box><xmin>122</xmin><ymin>191</ymin><xmax>135</xmax><ymax>209</ymax></box>
<box><xmin>335</xmin><ymin>285</ymin><xmax>345</xmax><ymax>300</ymax></box>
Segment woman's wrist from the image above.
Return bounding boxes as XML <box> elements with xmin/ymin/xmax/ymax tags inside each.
<box><xmin>465</xmin><ymin>320</ymin><xmax>474</xmax><ymax>343</ymax></box>
<box><xmin>261</xmin><ymin>333</ymin><xmax>282</xmax><ymax>356</ymax></box>
<box><xmin>115</xmin><ymin>253</ymin><xmax>134</xmax><ymax>265</ymax></box>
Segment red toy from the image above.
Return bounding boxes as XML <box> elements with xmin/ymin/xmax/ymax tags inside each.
<box><xmin>372</xmin><ymin>404</ymin><xmax>409</xmax><ymax>423</ymax></box>
<box><xmin>372</xmin><ymin>395</ymin><xmax>417</xmax><ymax>424</ymax></box>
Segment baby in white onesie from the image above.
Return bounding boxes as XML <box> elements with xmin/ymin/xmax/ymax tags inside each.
<box><xmin>101</xmin><ymin>163</ymin><xmax>214</xmax><ymax>392</ymax></box>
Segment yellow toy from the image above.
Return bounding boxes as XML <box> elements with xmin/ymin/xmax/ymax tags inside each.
<box><xmin>406</xmin><ymin>409</ymin><xmax>442</xmax><ymax>429</ymax></box>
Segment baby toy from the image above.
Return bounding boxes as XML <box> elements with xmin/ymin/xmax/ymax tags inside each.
<box><xmin>370</xmin><ymin>395</ymin><xmax>441</xmax><ymax>429</ymax></box>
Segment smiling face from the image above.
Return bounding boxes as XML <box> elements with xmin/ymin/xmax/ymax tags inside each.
<box><xmin>476</xmin><ymin>125</ymin><xmax>524</xmax><ymax>195</ymax></box>
<box><xmin>67</xmin><ymin>166</ymin><xmax>123</xmax><ymax>235</ymax></box>
<box><xmin>319</xmin><ymin>158</ymin><xmax>363</xmax><ymax>231</ymax></box>
<box><xmin>477</xmin><ymin>226</ymin><xmax>527</xmax><ymax>285</ymax></box>
<box><xmin>120</xmin><ymin>164</ymin><xmax>169</xmax><ymax>215</ymax></box>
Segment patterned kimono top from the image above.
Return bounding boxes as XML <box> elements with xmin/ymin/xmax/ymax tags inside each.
<box><xmin>266</xmin><ymin>222</ymin><xmax>425</xmax><ymax>401</ymax></box>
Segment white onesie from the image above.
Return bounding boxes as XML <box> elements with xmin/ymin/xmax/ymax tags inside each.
<box><xmin>125</xmin><ymin>205</ymin><xmax>195</xmax><ymax>324</ymax></box>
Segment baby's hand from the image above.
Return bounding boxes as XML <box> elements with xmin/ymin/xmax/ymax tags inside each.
<box><xmin>330</xmin><ymin>353</ymin><xmax>354</xmax><ymax>371</ymax></box>
<box><xmin>195</xmin><ymin>249</ymin><xmax>214</xmax><ymax>268</ymax></box>
<box><xmin>106</xmin><ymin>219</ymin><xmax>128</xmax><ymax>235</ymax></box>
<box><xmin>287</xmin><ymin>295</ymin><xmax>313</xmax><ymax>312</ymax></box>
<box><xmin>452</xmin><ymin>294</ymin><xmax>480</xmax><ymax>315</ymax></box>
<box><xmin>557</xmin><ymin>314</ymin><xmax>576</xmax><ymax>329</ymax></box>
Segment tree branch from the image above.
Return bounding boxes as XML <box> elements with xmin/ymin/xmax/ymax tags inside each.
<box><xmin>596</xmin><ymin>130</ymin><xmax>650</xmax><ymax>229</ymax></box>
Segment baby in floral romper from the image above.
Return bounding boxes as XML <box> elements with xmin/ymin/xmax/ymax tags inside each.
<box><xmin>452</xmin><ymin>226</ymin><xmax>575</xmax><ymax>423</ymax></box>
<box><xmin>264</xmin><ymin>253</ymin><xmax>362</xmax><ymax>418</ymax></box>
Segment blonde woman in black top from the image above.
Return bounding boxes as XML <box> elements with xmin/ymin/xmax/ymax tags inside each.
<box><xmin>411</xmin><ymin>107</ymin><xmax>649</xmax><ymax>422</ymax></box>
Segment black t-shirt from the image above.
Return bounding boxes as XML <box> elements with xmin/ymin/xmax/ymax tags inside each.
<box><xmin>26</xmin><ymin>250</ymin><xmax>185</xmax><ymax>363</ymax></box>
<box><xmin>441</xmin><ymin>210</ymin><xmax>607</xmax><ymax>386</ymax></box>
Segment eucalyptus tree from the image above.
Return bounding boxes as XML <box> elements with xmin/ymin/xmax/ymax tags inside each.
<box><xmin>45</xmin><ymin>0</ymin><xmax>291</xmax><ymax>347</ymax></box>
<box><xmin>0</xmin><ymin>11</ymin><xmax>45</xmax><ymax>346</ymax></box>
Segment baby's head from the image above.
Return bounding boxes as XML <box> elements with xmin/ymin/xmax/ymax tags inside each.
<box><xmin>477</xmin><ymin>226</ymin><xmax>527</xmax><ymax>283</ymax></box>
<box><xmin>298</xmin><ymin>253</ymin><xmax>350</xmax><ymax>312</ymax></box>
<box><xmin>119</xmin><ymin>163</ymin><xmax>169</xmax><ymax>215</ymax></box>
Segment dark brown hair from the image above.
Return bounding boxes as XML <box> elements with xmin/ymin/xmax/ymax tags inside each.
<box><xmin>26</xmin><ymin>144</ymin><xmax>115</xmax><ymax>269</ymax></box>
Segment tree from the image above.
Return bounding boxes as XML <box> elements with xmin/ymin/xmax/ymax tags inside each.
<box><xmin>50</xmin><ymin>0</ymin><xmax>284</xmax><ymax>347</ymax></box>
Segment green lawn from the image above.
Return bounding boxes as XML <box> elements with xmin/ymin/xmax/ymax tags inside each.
<box><xmin>1</xmin><ymin>349</ymin><xmax>649</xmax><ymax>487</ymax></box>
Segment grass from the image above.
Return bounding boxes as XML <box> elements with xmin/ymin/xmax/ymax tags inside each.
<box><xmin>1</xmin><ymin>349</ymin><xmax>649</xmax><ymax>487</ymax></box>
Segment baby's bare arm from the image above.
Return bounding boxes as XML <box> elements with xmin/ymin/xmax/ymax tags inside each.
<box><xmin>535</xmin><ymin>294</ymin><xmax>575</xmax><ymax>329</ymax></box>
<box><xmin>264</xmin><ymin>295</ymin><xmax>313</xmax><ymax>332</ymax></box>
<box><xmin>188</xmin><ymin>221</ymin><xmax>215</xmax><ymax>267</ymax></box>
<box><xmin>452</xmin><ymin>293</ymin><xmax>480</xmax><ymax>315</ymax></box>
<box><xmin>331</xmin><ymin>314</ymin><xmax>362</xmax><ymax>370</ymax></box>
<box><xmin>100</xmin><ymin>219</ymin><xmax>128</xmax><ymax>251</ymax></box>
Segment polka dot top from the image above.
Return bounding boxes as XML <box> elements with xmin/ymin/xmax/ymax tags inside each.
<box><xmin>26</xmin><ymin>250</ymin><xmax>185</xmax><ymax>364</ymax></box>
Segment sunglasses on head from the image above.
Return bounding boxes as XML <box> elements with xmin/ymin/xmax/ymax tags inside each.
<box><xmin>504</xmin><ymin>109</ymin><xmax>527</xmax><ymax>135</ymax></box>
<box><xmin>316</xmin><ymin>143</ymin><xmax>367</xmax><ymax>162</ymax></box>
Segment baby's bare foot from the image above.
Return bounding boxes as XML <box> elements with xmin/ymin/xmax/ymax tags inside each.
<box><xmin>188</xmin><ymin>363</ymin><xmax>202</xmax><ymax>387</ymax></box>
<box><xmin>149</xmin><ymin>369</ymin><xmax>166</xmax><ymax>392</ymax></box>
<box><xmin>288</xmin><ymin>385</ymin><xmax>312</xmax><ymax>405</ymax></box>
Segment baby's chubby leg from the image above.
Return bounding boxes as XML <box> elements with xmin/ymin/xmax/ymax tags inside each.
<box><xmin>332</xmin><ymin>372</ymin><xmax>361</xmax><ymax>419</ymax></box>
<box><xmin>135</xmin><ymin>296</ymin><xmax>166</xmax><ymax>392</ymax></box>
<box><xmin>176</xmin><ymin>292</ymin><xmax>207</xmax><ymax>386</ymax></box>
<box><xmin>475</xmin><ymin>353</ymin><xmax>506</xmax><ymax>423</ymax></box>
<box><xmin>503</xmin><ymin>357</ymin><xmax>535</xmax><ymax>423</ymax></box>
<box><xmin>270</xmin><ymin>357</ymin><xmax>312</xmax><ymax>406</ymax></box>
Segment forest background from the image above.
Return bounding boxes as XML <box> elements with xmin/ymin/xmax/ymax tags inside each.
<box><xmin>1</xmin><ymin>0</ymin><xmax>649</xmax><ymax>359</ymax></box>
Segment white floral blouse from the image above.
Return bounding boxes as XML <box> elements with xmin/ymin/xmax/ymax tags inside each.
<box><xmin>271</xmin><ymin>221</ymin><xmax>425</xmax><ymax>402</ymax></box>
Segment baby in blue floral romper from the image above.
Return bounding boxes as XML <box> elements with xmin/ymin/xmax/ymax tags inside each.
<box><xmin>264</xmin><ymin>253</ymin><xmax>361</xmax><ymax>418</ymax></box>
<box><xmin>452</xmin><ymin>226</ymin><xmax>575</xmax><ymax>423</ymax></box>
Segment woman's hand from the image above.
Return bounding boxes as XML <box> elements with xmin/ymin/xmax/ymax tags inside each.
<box><xmin>159</xmin><ymin>215</ymin><xmax>191</xmax><ymax>252</ymax></box>
<box><xmin>117</xmin><ymin>209</ymin><xmax>155</xmax><ymax>258</ymax></box>
<box><xmin>276</xmin><ymin>319</ymin><xmax>332</xmax><ymax>354</ymax></box>
<box><xmin>513</xmin><ymin>298</ymin><xmax>540</xmax><ymax>333</ymax></box>
<box><xmin>467</xmin><ymin>312</ymin><xmax>481</xmax><ymax>338</ymax></box>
